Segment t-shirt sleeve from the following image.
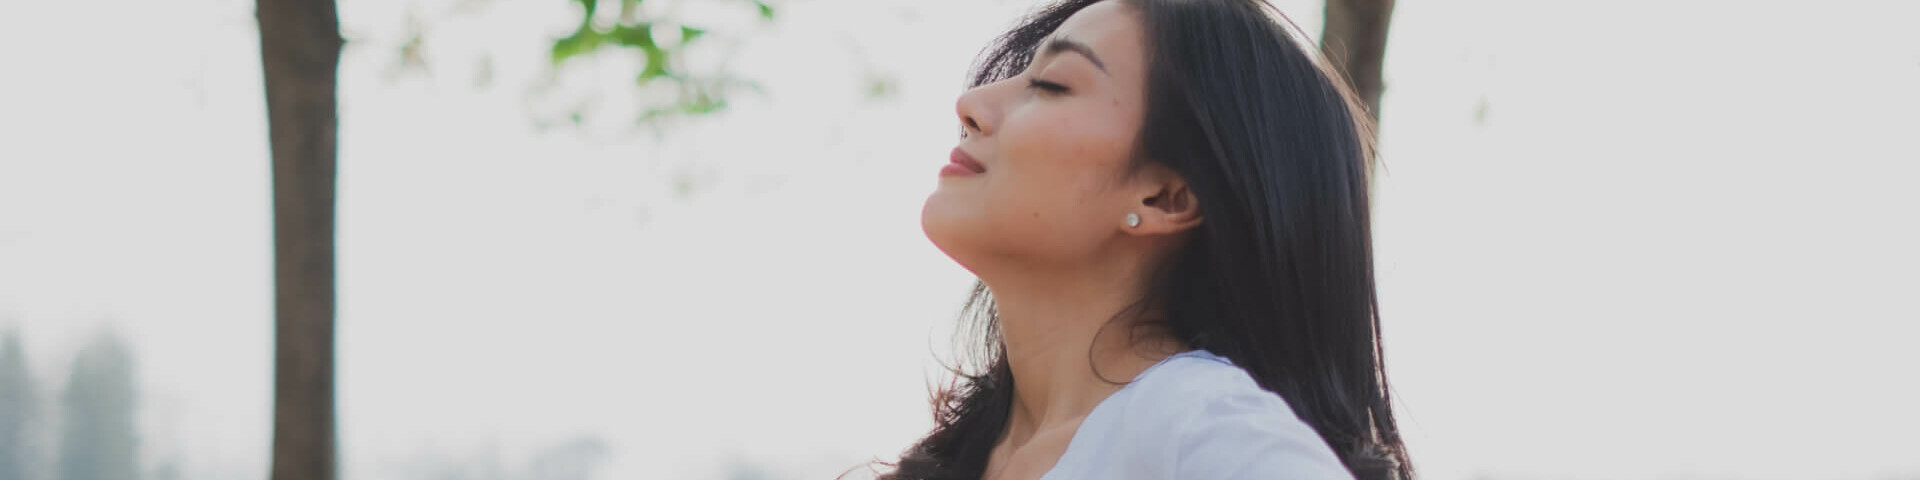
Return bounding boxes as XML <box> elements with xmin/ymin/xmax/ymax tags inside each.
<box><xmin>1171</xmin><ymin>389</ymin><xmax>1357</xmax><ymax>480</ymax></box>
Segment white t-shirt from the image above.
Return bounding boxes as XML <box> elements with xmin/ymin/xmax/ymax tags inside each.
<box><xmin>1036</xmin><ymin>349</ymin><xmax>1356</xmax><ymax>480</ymax></box>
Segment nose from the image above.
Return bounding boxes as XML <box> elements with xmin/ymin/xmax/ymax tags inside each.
<box><xmin>955</xmin><ymin>83</ymin><xmax>997</xmax><ymax>138</ymax></box>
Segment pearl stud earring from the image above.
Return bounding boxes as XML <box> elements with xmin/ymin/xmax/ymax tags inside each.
<box><xmin>1125</xmin><ymin>213</ymin><xmax>1141</xmax><ymax>227</ymax></box>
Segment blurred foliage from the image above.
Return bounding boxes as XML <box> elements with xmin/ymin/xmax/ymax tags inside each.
<box><xmin>547</xmin><ymin>0</ymin><xmax>776</xmax><ymax>126</ymax></box>
<box><xmin>722</xmin><ymin>460</ymin><xmax>797</xmax><ymax>480</ymax></box>
<box><xmin>0</xmin><ymin>330</ymin><xmax>35</xmax><ymax>480</ymax></box>
<box><xmin>393</xmin><ymin>435</ymin><xmax>611</xmax><ymax>480</ymax></box>
<box><xmin>57</xmin><ymin>332</ymin><xmax>139</xmax><ymax>480</ymax></box>
<box><xmin>521</xmin><ymin>436</ymin><xmax>610</xmax><ymax>480</ymax></box>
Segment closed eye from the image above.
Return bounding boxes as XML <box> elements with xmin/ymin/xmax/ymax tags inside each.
<box><xmin>1027</xmin><ymin>78</ymin><xmax>1069</xmax><ymax>94</ymax></box>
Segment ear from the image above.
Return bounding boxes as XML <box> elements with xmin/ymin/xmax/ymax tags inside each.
<box><xmin>1123</xmin><ymin>168</ymin><xmax>1204</xmax><ymax>235</ymax></box>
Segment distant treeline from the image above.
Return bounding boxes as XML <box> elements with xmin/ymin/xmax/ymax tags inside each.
<box><xmin>0</xmin><ymin>328</ymin><xmax>142</xmax><ymax>480</ymax></box>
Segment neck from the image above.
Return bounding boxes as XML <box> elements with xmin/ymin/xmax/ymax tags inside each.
<box><xmin>981</xmin><ymin>256</ymin><xmax>1186</xmax><ymax>448</ymax></box>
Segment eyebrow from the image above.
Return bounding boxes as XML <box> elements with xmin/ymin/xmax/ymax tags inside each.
<box><xmin>1041</xmin><ymin>37</ymin><xmax>1109</xmax><ymax>74</ymax></box>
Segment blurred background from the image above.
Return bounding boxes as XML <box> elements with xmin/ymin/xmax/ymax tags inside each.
<box><xmin>1</xmin><ymin>0</ymin><xmax>1916</xmax><ymax>479</ymax></box>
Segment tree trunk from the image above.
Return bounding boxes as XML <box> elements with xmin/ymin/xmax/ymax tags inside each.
<box><xmin>1321</xmin><ymin>0</ymin><xmax>1395</xmax><ymax>123</ymax></box>
<box><xmin>256</xmin><ymin>0</ymin><xmax>342</xmax><ymax>479</ymax></box>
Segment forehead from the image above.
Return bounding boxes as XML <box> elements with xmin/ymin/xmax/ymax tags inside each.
<box><xmin>1043</xmin><ymin>1</ymin><xmax>1146</xmax><ymax>71</ymax></box>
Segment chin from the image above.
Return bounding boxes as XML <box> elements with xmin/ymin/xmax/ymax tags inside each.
<box><xmin>920</xmin><ymin>191</ymin><xmax>985</xmax><ymax>273</ymax></box>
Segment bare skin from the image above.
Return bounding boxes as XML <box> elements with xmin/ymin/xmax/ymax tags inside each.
<box><xmin>919</xmin><ymin>1</ymin><xmax>1204</xmax><ymax>479</ymax></box>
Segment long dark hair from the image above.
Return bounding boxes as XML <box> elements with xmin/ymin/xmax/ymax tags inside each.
<box><xmin>880</xmin><ymin>0</ymin><xmax>1410</xmax><ymax>479</ymax></box>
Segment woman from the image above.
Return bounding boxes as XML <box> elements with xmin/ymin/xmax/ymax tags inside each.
<box><xmin>890</xmin><ymin>0</ymin><xmax>1411</xmax><ymax>479</ymax></box>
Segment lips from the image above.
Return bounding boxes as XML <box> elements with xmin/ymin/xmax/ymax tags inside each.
<box><xmin>949</xmin><ymin>147</ymin><xmax>987</xmax><ymax>174</ymax></box>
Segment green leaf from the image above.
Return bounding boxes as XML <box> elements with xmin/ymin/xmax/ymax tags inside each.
<box><xmin>686</xmin><ymin>96</ymin><xmax>725</xmax><ymax>115</ymax></box>
<box><xmin>550</xmin><ymin>27</ymin><xmax>604</xmax><ymax>64</ymax></box>
<box><xmin>607</xmin><ymin>23</ymin><xmax>654</xmax><ymax>48</ymax></box>
<box><xmin>680</xmin><ymin>26</ymin><xmax>707</xmax><ymax>44</ymax></box>
<box><xmin>637</xmin><ymin>46</ymin><xmax>670</xmax><ymax>83</ymax></box>
<box><xmin>752</xmin><ymin>0</ymin><xmax>774</xmax><ymax>20</ymax></box>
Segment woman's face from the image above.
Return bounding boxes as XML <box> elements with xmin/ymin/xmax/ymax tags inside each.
<box><xmin>922</xmin><ymin>0</ymin><xmax>1167</xmax><ymax>273</ymax></box>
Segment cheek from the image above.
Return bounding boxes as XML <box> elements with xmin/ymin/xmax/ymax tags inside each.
<box><xmin>1004</xmin><ymin>103</ymin><xmax>1135</xmax><ymax>174</ymax></box>
<box><xmin>997</xmin><ymin>101</ymin><xmax>1135</xmax><ymax>204</ymax></box>
<box><xmin>981</xmin><ymin>102</ymin><xmax>1138</xmax><ymax>244</ymax></box>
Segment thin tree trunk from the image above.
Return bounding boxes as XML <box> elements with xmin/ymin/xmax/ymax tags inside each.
<box><xmin>1322</xmin><ymin>0</ymin><xmax>1395</xmax><ymax>123</ymax></box>
<box><xmin>256</xmin><ymin>0</ymin><xmax>342</xmax><ymax>479</ymax></box>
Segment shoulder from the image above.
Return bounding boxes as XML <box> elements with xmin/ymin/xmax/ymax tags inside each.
<box><xmin>1115</xmin><ymin>350</ymin><xmax>1291</xmax><ymax>426</ymax></box>
<box><xmin>1109</xmin><ymin>350</ymin><xmax>1356</xmax><ymax>480</ymax></box>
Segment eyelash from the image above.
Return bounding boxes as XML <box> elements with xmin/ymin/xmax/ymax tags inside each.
<box><xmin>1027</xmin><ymin>78</ymin><xmax>1068</xmax><ymax>94</ymax></box>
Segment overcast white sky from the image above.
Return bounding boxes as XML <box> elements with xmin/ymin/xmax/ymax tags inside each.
<box><xmin>2</xmin><ymin>0</ymin><xmax>1917</xmax><ymax>479</ymax></box>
